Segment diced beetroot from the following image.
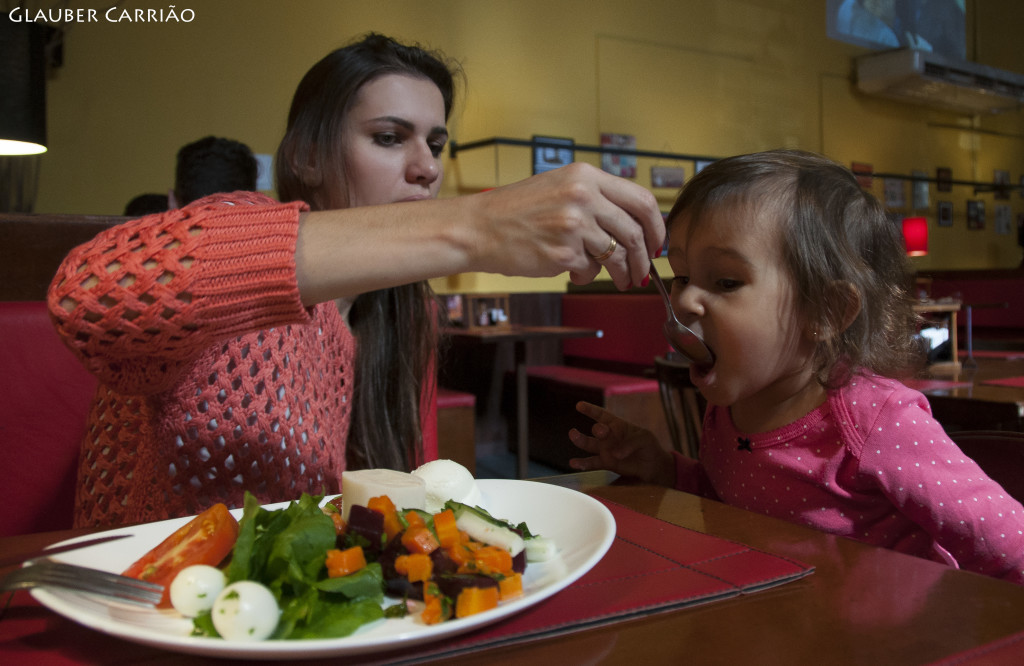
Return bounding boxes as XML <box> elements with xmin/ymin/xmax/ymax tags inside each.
<box><xmin>429</xmin><ymin>548</ymin><xmax>458</xmax><ymax>576</ymax></box>
<box><xmin>434</xmin><ymin>573</ymin><xmax>498</xmax><ymax>601</ymax></box>
<box><xmin>512</xmin><ymin>549</ymin><xmax>526</xmax><ymax>574</ymax></box>
<box><xmin>347</xmin><ymin>504</ymin><xmax>385</xmax><ymax>553</ymax></box>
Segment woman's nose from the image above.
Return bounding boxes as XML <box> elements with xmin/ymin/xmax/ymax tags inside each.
<box><xmin>407</xmin><ymin>143</ymin><xmax>440</xmax><ymax>185</ymax></box>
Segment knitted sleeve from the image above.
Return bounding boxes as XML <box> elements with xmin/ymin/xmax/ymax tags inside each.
<box><xmin>47</xmin><ymin>192</ymin><xmax>312</xmax><ymax>394</ymax></box>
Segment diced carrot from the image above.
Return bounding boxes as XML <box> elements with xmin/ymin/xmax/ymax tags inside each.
<box><xmin>455</xmin><ymin>586</ymin><xmax>499</xmax><ymax>618</ymax></box>
<box><xmin>325</xmin><ymin>546</ymin><xmax>366</xmax><ymax>578</ymax></box>
<box><xmin>446</xmin><ymin>542</ymin><xmax>473</xmax><ymax>569</ymax></box>
<box><xmin>433</xmin><ymin>509</ymin><xmax>459</xmax><ymax>549</ymax></box>
<box><xmin>395</xmin><ymin>553</ymin><xmax>433</xmax><ymax>583</ymax></box>
<box><xmin>421</xmin><ymin>583</ymin><xmax>451</xmax><ymax>625</ymax></box>
<box><xmin>367</xmin><ymin>495</ymin><xmax>397</xmax><ymax>516</ymax></box>
<box><xmin>367</xmin><ymin>495</ymin><xmax>402</xmax><ymax>540</ymax></box>
<box><xmin>472</xmin><ymin>546</ymin><xmax>513</xmax><ymax>575</ymax></box>
<box><xmin>404</xmin><ymin>510</ymin><xmax>427</xmax><ymax>529</ymax></box>
<box><xmin>328</xmin><ymin>511</ymin><xmax>347</xmax><ymax>536</ymax></box>
<box><xmin>498</xmin><ymin>573</ymin><xmax>523</xmax><ymax>601</ymax></box>
<box><xmin>402</xmin><ymin>524</ymin><xmax>439</xmax><ymax>554</ymax></box>
<box><xmin>421</xmin><ymin>593</ymin><xmax>444</xmax><ymax>625</ymax></box>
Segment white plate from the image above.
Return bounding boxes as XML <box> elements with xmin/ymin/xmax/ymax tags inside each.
<box><xmin>31</xmin><ymin>479</ymin><xmax>615</xmax><ymax>660</ymax></box>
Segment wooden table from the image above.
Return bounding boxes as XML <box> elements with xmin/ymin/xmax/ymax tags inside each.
<box><xmin>4</xmin><ymin>474</ymin><xmax>1024</xmax><ymax>664</ymax></box>
<box><xmin>914</xmin><ymin>355</ymin><xmax>1024</xmax><ymax>431</ymax></box>
<box><xmin>444</xmin><ymin>325</ymin><xmax>600</xmax><ymax>478</ymax></box>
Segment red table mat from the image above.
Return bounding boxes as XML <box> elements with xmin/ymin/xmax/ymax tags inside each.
<box><xmin>371</xmin><ymin>497</ymin><xmax>814</xmax><ymax>663</ymax></box>
<box><xmin>0</xmin><ymin>498</ymin><xmax>813</xmax><ymax>664</ymax></box>
<box><xmin>982</xmin><ymin>376</ymin><xmax>1024</xmax><ymax>388</ymax></box>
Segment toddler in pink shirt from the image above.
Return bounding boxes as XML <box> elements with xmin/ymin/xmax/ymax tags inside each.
<box><xmin>570</xmin><ymin>149</ymin><xmax>1024</xmax><ymax>584</ymax></box>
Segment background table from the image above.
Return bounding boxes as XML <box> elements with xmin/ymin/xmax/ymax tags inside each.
<box><xmin>443</xmin><ymin>325</ymin><xmax>599</xmax><ymax>478</ymax></box>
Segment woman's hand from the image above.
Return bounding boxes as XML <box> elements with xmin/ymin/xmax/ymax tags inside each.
<box><xmin>568</xmin><ymin>401</ymin><xmax>675</xmax><ymax>486</ymax></box>
<box><xmin>464</xmin><ymin>162</ymin><xmax>664</xmax><ymax>290</ymax></box>
<box><xmin>296</xmin><ymin>162</ymin><xmax>664</xmax><ymax>304</ymax></box>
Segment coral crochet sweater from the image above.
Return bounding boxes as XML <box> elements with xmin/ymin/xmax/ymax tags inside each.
<box><xmin>48</xmin><ymin>193</ymin><xmax>371</xmax><ymax>527</ymax></box>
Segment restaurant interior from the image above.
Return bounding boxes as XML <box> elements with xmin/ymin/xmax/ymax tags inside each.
<box><xmin>4</xmin><ymin>1</ymin><xmax>1024</xmax><ymax>663</ymax></box>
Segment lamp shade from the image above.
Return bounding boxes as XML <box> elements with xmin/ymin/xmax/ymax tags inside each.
<box><xmin>902</xmin><ymin>216</ymin><xmax>928</xmax><ymax>256</ymax></box>
<box><xmin>0</xmin><ymin>17</ymin><xmax>47</xmax><ymax>155</ymax></box>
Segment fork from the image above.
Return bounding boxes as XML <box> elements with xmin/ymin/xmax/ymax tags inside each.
<box><xmin>0</xmin><ymin>558</ymin><xmax>164</xmax><ymax>606</ymax></box>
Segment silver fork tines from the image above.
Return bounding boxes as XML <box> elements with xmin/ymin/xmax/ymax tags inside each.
<box><xmin>1</xmin><ymin>558</ymin><xmax>164</xmax><ymax>606</ymax></box>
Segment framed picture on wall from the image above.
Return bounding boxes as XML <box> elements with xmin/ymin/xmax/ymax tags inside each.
<box><xmin>532</xmin><ymin>136</ymin><xmax>574</xmax><ymax>175</ymax></box>
<box><xmin>937</xmin><ymin>201</ymin><xmax>953</xmax><ymax>227</ymax></box>
<box><xmin>695</xmin><ymin>159</ymin><xmax>714</xmax><ymax>174</ymax></box>
<box><xmin>912</xmin><ymin>170</ymin><xmax>929</xmax><ymax>210</ymax></box>
<box><xmin>650</xmin><ymin>166</ymin><xmax>685</xmax><ymax>189</ymax></box>
<box><xmin>936</xmin><ymin>167</ymin><xmax>953</xmax><ymax>192</ymax></box>
<box><xmin>994</xmin><ymin>169</ymin><xmax>1011</xmax><ymax>200</ymax></box>
<box><xmin>852</xmin><ymin>161</ymin><xmax>873</xmax><ymax>188</ymax></box>
<box><xmin>995</xmin><ymin>205</ymin><xmax>1013</xmax><ymax>235</ymax></box>
<box><xmin>600</xmin><ymin>133</ymin><xmax>637</xmax><ymax>178</ymax></box>
<box><xmin>967</xmin><ymin>200</ymin><xmax>985</xmax><ymax>229</ymax></box>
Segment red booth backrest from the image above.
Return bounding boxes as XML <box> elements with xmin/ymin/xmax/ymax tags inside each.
<box><xmin>0</xmin><ymin>301</ymin><xmax>97</xmax><ymax>536</ymax></box>
<box><xmin>561</xmin><ymin>293</ymin><xmax>672</xmax><ymax>373</ymax></box>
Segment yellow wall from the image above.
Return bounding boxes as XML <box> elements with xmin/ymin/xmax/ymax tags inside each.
<box><xmin>29</xmin><ymin>0</ymin><xmax>1024</xmax><ymax>290</ymax></box>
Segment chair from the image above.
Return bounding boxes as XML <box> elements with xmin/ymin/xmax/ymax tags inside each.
<box><xmin>653</xmin><ymin>355</ymin><xmax>706</xmax><ymax>459</ymax></box>
<box><xmin>0</xmin><ymin>301</ymin><xmax>97</xmax><ymax>536</ymax></box>
<box><xmin>950</xmin><ymin>430</ymin><xmax>1024</xmax><ymax>503</ymax></box>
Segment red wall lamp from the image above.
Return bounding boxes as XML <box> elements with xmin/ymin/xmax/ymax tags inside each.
<box><xmin>902</xmin><ymin>216</ymin><xmax>928</xmax><ymax>257</ymax></box>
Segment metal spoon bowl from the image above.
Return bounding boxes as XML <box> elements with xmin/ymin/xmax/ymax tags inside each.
<box><xmin>649</xmin><ymin>263</ymin><xmax>714</xmax><ymax>365</ymax></box>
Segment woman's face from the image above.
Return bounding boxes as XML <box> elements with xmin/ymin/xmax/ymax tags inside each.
<box><xmin>667</xmin><ymin>203</ymin><xmax>818</xmax><ymax>420</ymax></box>
<box><xmin>339</xmin><ymin>73</ymin><xmax>447</xmax><ymax>208</ymax></box>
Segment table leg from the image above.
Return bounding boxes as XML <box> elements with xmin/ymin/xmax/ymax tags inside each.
<box><xmin>515</xmin><ymin>342</ymin><xmax>529</xmax><ymax>479</ymax></box>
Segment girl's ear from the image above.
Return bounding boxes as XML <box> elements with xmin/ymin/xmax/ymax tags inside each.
<box><xmin>831</xmin><ymin>281</ymin><xmax>862</xmax><ymax>334</ymax></box>
<box><xmin>806</xmin><ymin>281</ymin><xmax>862</xmax><ymax>342</ymax></box>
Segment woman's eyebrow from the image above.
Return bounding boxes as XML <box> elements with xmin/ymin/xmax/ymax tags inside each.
<box><xmin>371</xmin><ymin>116</ymin><xmax>448</xmax><ymax>137</ymax></box>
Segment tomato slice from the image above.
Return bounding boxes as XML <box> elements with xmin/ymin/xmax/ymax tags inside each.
<box><xmin>123</xmin><ymin>503</ymin><xmax>239</xmax><ymax>607</ymax></box>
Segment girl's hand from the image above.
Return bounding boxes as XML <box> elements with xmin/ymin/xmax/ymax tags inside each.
<box><xmin>568</xmin><ymin>401</ymin><xmax>675</xmax><ymax>487</ymax></box>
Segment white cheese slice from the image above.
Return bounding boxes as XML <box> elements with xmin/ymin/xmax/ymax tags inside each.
<box><xmin>340</xmin><ymin>469</ymin><xmax>426</xmax><ymax>521</ymax></box>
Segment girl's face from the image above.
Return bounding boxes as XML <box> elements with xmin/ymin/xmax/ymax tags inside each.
<box><xmin>339</xmin><ymin>73</ymin><xmax>447</xmax><ymax>208</ymax></box>
<box><xmin>668</xmin><ymin>203</ymin><xmax>821</xmax><ymax>431</ymax></box>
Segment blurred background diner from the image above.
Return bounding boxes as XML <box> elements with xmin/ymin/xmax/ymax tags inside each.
<box><xmin>2</xmin><ymin>0</ymin><xmax>1024</xmax><ymax>536</ymax></box>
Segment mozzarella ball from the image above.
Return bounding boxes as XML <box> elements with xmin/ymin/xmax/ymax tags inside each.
<box><xmin>169</xmin><ymin>564</ymin><xmax>227</xmax><ymax>618</ymax></box>
<box><xmin>211</xmin><ymin>581</ymin><xmax>280</xmax><ymax>641</ymax></box>
<box><xmin>413</xmin><ymin>459</ymin><xmax>481</xmax><ymax>513</ymax></box>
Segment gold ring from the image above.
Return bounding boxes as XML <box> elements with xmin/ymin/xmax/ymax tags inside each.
<box><xmin>590</xmin><ymin>237</ymin><xmax>617</xmax><ymax>262</ymax></box>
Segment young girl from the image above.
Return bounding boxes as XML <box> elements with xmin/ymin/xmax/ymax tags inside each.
<box><xmin>50</xmin><ymin>33</ymin><xmax>662</xmax><ymax>528</ymax></box>
<box><xmin>570</xmin><ymin>149</ymin><xmax>1024</xmax><ymax>584</ymax></box>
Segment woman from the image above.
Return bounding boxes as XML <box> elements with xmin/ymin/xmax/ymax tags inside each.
<box><xmin>49</xmin><ymin>34</ymin><xmax>663</xmax><ymax>528</ymax></box>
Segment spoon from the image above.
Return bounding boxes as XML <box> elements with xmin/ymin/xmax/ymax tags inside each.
<box><xmin>649</xmin><ymin>263</ymin><xmax>714</xmax><ymax>365</ymax></box>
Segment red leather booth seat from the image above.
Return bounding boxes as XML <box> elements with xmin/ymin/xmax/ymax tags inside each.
<box><xmin>436</xmin><ymin>387</ymin><xmax>477</xmax><ymax>474</ymax></box>
<box><xmin>561</xmin><ymin>293</ymin><xmax>672</xmax><ymax>375</ymax></box>
<box><xmin>928</xmin><ymin>276</ymin><xmax>1024</xmax><ymax>344</ymax></box>
<box><xmin>0</xmin><ymin>301</ymin><xmax>97</xmax><ymax>536</ymax></box>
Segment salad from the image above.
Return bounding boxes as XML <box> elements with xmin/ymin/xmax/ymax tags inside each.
<box><xmin>122</xmin><ymin>474</ymin><xmax>553</xmax><ymax>641</ymax></box>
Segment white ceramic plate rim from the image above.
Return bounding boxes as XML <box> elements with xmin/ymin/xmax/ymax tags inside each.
<box><xmin>31</xmin><ymin>479</ymin><xmax>615</xmax><ymax>660</ymax></box>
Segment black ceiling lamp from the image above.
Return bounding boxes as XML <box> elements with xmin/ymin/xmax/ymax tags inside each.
<box><xmin>0</xmin><ymin>16</ymin><xmax>48</xmax><ymax>155</ymax></box>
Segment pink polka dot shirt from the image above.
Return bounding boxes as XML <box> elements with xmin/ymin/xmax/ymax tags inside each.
<box><xmin>674</xmin><ymin>373</ymin><xmax>1024</xmax><ymax>584</ymax></box>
